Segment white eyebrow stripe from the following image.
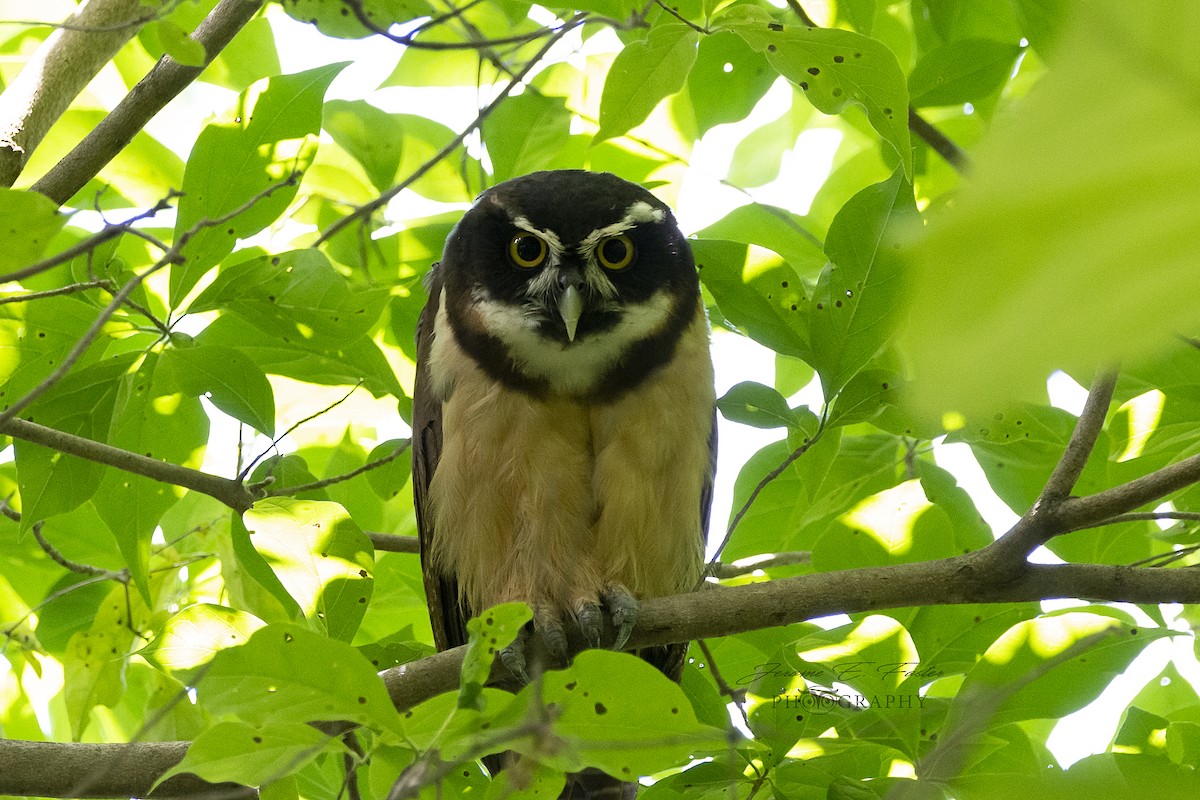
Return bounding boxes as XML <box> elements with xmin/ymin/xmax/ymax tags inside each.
<box><xmin>511</xmin><ymin>215</ymin><xmax>566</xmax><ymax>260</ymax></box>
<box><xmin>577</xmin><ymin>201</ymin><xmax>666</xmax><ymax>252</ymax></box>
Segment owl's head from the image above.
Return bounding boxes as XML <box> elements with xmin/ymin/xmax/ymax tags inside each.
<box><xmin>436</xmin><ymin>170</ymin><xmax>701</xmax><ymax>399</ymax></box>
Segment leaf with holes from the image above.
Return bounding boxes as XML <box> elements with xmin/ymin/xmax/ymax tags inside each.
<box><xmin>520</xmin><ymin>650</ymin><xmax>723</xmax><ymax>777</ymax></box>
<box><xmin>809</xmin><ymin>170</ymin><xmax>918</xmax><ymax>399</ymax></box>
<box><xmin>156</xmin><ymin>721</ymin><xmax>342</xmax><ymax>790</ymax></box>
<box><xmin>717</xmin><ymin>8</ymin><xmax>911</xmax><ymax>177</ymax></box>
<box><xmin>199</xmin><ymin>623</ymin><xmax>404</xmax><ymax>736</ymax></box>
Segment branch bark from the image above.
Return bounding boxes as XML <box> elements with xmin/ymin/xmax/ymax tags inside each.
<box><xmin>0</xmin><ymin>0</ymin><xmax>150</xmax><ymax>187</ymax></box>
<box><xmin>0</xmin><ymin>417</ymin><xmax>257</xmax><ymax>513</ymax></box>
<box><xmin>3</xmin><ymin>554</ymin><xmax>1198</xmax><ymax>798</ymax></box>
<box><xmin>30</xmin><ymin>0</ymin><xmax>265</xmax><ymax>205</ymax></box>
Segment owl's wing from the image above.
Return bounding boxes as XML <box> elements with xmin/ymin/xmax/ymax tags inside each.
<box><xmin>412</xmin><ymin>265</ymin><xmax>470</xmax><ymax>652</ymax></box>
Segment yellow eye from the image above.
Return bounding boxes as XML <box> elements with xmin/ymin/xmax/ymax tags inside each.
<box><xmin>597</xmin><ymin>234</ymin><xmax>635</xmax><ymax>270</ymax></box>
<box><xmin>508</xmin><ymin>233</ymin><xmax>547</xmax><ymax>269</ymax></box>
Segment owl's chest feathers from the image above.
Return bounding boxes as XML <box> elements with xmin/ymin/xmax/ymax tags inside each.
<box><xmin>424</xmin><ymin>295</ymin><xmax>715</xmax><ymax>606</ymax></box>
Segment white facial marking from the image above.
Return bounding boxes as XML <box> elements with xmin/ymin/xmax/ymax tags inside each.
<box><xmin>473</xmin><ymin>289</ymin><xmax>675</xmax><ymax>396</ymax></box>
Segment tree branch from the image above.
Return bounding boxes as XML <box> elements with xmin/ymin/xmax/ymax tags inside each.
<box><xmin>30</xmin><ymin>0</ymin><xmax>265</xmax><ymax>205</ymax></box>
<box><xmin>1041</xmin><ymin>368</ymin><xmax>1118</xmax><ymax>502</ymax></box>
<box><xmin>265</xmin><ymin>439</ymin><xmax>411</xmax><ymax>497</ymax></box>
<box><xmin>367</xmin><ymin>532</ymin><xmax>420</xmax><ymax>554</ymax></box>
<box><xmin>5</xmin><ymin>554</ymin><xmax>1199</xmax><ymax>797</ymax></box>
<box><xmin>0</xmin><ymin>198</ymin><xmax>173</xmax><ymax>284</ymax></box>
<box><xmin>0</xmin><ymin>417</ymin><xmax>257</xmax><ymax>513</ymax></box>
<box><xmin>340</xmin><ymin>0</ymin><xmax>566</xmax><ymax>49</ymax></box>
<box><xmin>0</xmin><ymin>0</ymin><xmax>149</xmax><ymax>187</ymax></box>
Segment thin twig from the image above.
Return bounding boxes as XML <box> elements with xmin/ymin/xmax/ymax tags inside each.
<box><xmin>316</xmin><ymin>14</ymin><xmax>588</xmax><ymax>246</ymax></box>
<box><xmin>0</xmin><ymin>417</ymin><xmax>257</xmax><ymax>513</ymax></box>
<box><xmin>0</xmin><ymin>199</ymin><xmax>172</xmax><ymax>284</ymax></box>
<box><xmin>0</xmin><ymin>280</ymin><xmax>111</xmax><ymax>305</ymax></box>
<box><xmin>697</xmin><ymin>639</ymin><xmax>749</xmax><ymax>727</ymax></box>
<box><xmin>341</xmin><ymin>0</ymin><xmax>560</xmax><ymax>49</ymax></box>
<box><xmin>31</xmin><ymin>522</ymin><xmax>128</xmax><ymax>581</ymax></box>
<box><xmin>239</xmin><ymin>382</ymin><xmax>363</xmax><ymax>481</ymax></box>
<box><xmin>709</xmin><ymin>551</ymin><xmax>812</xmax><ymax>579</ymax></box>
<box><xmin>1067</xmin><ymin>510</ymin><xmax>1200</xmax><ymax>532</ymax></box>
<box><xmin>907</xmin><ymin>108</ymin><xmax>969</xmax><ymax>172</ymax></box>
<box><xmin>654</xmin><ymin>0</ymin><xmax>708</xmax><ymax>32</ymax></box>
<box><xmin>705</xmin><ymin>421</ymin><xmax>827</xmax><ymax>575</ymax></box>
<box><xmin>0</xmin><ymin>174</ymin><xmax>297</xmax><ymax>426</ymax></box>
<box><xmin>265</xmin><ymin>440</ymin><xmax>411</xmax><ymax>497</ymax></box>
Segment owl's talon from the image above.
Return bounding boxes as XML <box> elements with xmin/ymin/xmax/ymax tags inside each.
<box><xmin>500</xmin><ymin>630</ymin><xmax>531</xmax><ymax>684</ymax></box>
<box><xmin>602</xmin><ymin>584</ymin><xmax>639</xmax><ymax>652</ymax></box>
<box><xmin>577</xmin><ymin>601</ymin><xmax>604</xmax><ymax>648</ymax></box>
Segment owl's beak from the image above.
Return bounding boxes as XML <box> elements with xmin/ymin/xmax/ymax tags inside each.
<box><xmin>556</xmin><ymin>267</ymin><xmax>586</xmax><ymax>342</ymax></box>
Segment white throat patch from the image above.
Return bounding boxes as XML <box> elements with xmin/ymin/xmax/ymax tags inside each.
<box><xmin>472</xmin><ymin>288</ymin><xmax>674</xmax><ymax>397</ymax></box>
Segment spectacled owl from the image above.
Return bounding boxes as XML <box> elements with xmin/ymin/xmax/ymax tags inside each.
<box><xmin>412</xmin><ymin>169</ymin><xmax>716</xmax><ymax>796</ymax></box>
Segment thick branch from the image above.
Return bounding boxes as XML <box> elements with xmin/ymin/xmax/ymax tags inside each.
<box><xmin>0</xmin><ymin>417</ymin><xmax>256</xmax><ymax>513</ymax></box>
<box><xmin>30</xmin><ymin>0</ymin><xmax>264</xmax><ymax>205</ymax></box>
<box><xmin>0</xmin><ymin>740</ymin><xmax>250</xmax><ymax>799</ymax></box>
<box><xmin>5</xmin><ymin>554</ymin><xmax>1198</xmax><ymax>797</ymax></box>
<box><xmin>367</xmin><ymin>532</ymin><xmax>419</xmax><ymax>553</ymax></box>
<box><xmin>0</xmin><ymin>0</ymin><xmax>148</xmax><ymax>187</ymax></box>
<box><xmin>1055</xmin><ymin>451</ymin><xmax>1200</xmax><ymax>532</ymax></box>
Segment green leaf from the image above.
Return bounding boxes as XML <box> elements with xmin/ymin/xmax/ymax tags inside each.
<box><xmin>0</xmin><ymin>188</ymin><xmax>66</xmax><ymax>272</ymax></box>
<box><xmin>171</xmin><ymin>63</ymin><xmax>349</xmax><ymax>304</ymax></box>
<box><xmin>902</xmin><ymin>2</ymin><xmax>1200</xmax><ymax>412</ymax></box>
<box><xmin>809</xmin><ymin>170</ymin><xmax>917</xmax><ymax>398</ymax></box>
<box><xmin>280</xmin><ymin>0</ymin><xmax>431</xmax><ymax>39</ymax></box>
<box><xmin>198</xmin><ymin>623</ymin><xmax>405</xmax><ymax>735</ymax></box>
<box><xmin>63</xmin><ymin>585</ymin><xmax>139</xmax><ymax>739</ymax></box>
<box><xmin>242</xmin><ymin>498</ymin><xmax>374</xmax><ymax>642</ymax></box>
<box><xmin>718</xmin><ymin>9</ymin><xmax>912</xmax><ymax>177</ymax></box>
<box><xmin>323</xmin><ymin>100</ymin><xmax>404</xmax><ymax>192</ymax></box>
<box><xmin>948</xmin><ymin>403</ymin><xmax>1110</xmax><ymax>514</ymax></box>
<box><xmin>93</xmin><ymin>353</ymin><xmax>210</xmax><ymax>598</ymax></box>
<box><xmin>908</xmin><ymin>39</ymin><xmax>1023</xmax><ymax>107</ymax></box>
<box><xmin>527</xmin><ymin>650</ymin><xmax>724</xmax><ymax>776</ymax></box>
<box><xmin>717</xmin><ymin>381</ymin><xmax>796</xmax><ymax>429</ymax></box>
<box><xmin>960</xmin><ymin>611</ymin><xmax>1166</xmax><ymax>727</ymax></box>
<box><xmin>364</xmin><ymin>439</ymin><xmax>412</xmax><ymax>501</ymax></box>
<box><xmin>195</xmin><ymin>313</ymin><xmax>402</xmax><ymax>399</ymax></box>
<box><xmin>146</xmin><ymin>604</ymin><xmax>267</xmax><ymax>674</ymax></box>
<box><xmin>190</xmin><ymin>249</ymin><xmax>389</xmax><ymax>342</ymax></box>
<box><xmin>155</xmin><ymin>20</ymin><xmax>206</xmax><ymax>67</ymax></box>
<box><xmin>14</xmin><ymin>353</ymin><xmax>136</xmax><ymax>526</ymax></box>
<box><xmin>459</xmin><ymin>602</ymin><xmax>531</xmax><ymax>710</ymax></box>
<box><xmin>162</xmin><ymin>343</ymin><xmax>276</xmax><ymax>436</ymax></box>
<box><xmin>157</xmin><ymin>721</ymin><xmax>340</xmax><ymax>789</ymax></box>
<box><xmin>202</xmin><ymin>17</ymin><xmax>281</xmax><ymax>91</ymax></box>
<box><xmin>481</xmin><ymin>92</ymin><xmax>572</xmax><ymax>182</ymax></box>
<box><xmin>687</xmin><ymin>31</ymin><xmax>775</xmax><ymax>134</ymax></box>
<box><xmin>693</xmin><ymin>239</ymin><xmax>810</xmax><ymax>360</ymax></box>
<box><xmin>697</xmin><ymin>202</ymin><xmax>825</xmax><ymax>278</ymax></box>
<box><xmin>595</xmin><ymin>24</ymin><xmax>699</xmax><ymax>143</ymax></box>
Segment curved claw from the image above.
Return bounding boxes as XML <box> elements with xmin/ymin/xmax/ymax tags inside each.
<box><xmin>500</xmin><ymin>629</ymin><xmax>531</xmax><ymax>684</ymax></box>
<box><xmin>534</xmin><ymin>605</ymin><xmax>569</xmax><ymax>666</ymax></box>
<box><xmin>602</xmin><ymin>584</ymin><xmax>639</xmax><ymax>652</ymax></box>
<box><xmin>577</xmin><ymin>601</ymin><xmax>604</xmax><ymax>649</ymax></box>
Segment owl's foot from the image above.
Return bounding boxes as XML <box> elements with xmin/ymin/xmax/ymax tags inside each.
<box><xmin>577</xmin><ymin>583</ymin><xmax>639</xmax><ymax>651</ymax></box>
<box><xmin>499</xmin><ymin>603</ymin><xmax>568</xmax><ymax>684</ymax></box>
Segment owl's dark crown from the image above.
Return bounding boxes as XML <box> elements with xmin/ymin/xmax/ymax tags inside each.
<box><xmin>435</xmin><ymin>170</ymin><xmax>701</xmax><ymax>400</ymax></box>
